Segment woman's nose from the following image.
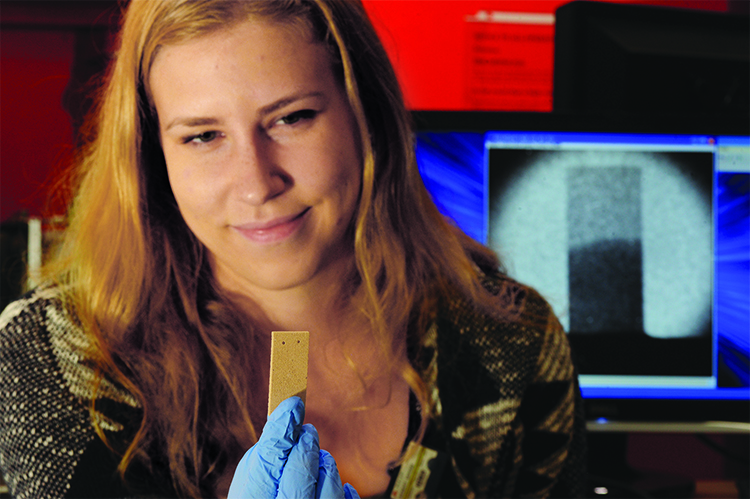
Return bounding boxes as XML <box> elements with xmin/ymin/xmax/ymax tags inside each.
<box><xmin>236</xmin><ymin>139</ymin><xmax>290</xmax><ymax>205</ymax></box>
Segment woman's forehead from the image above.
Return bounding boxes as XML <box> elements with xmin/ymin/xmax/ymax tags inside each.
<box><xmin>158</xmin><ymin>12</ymin><xmax>317</xmax><ymax>55</ymax></box>
<box><xmin>146</xmin><ymin>15</ymin><xmax>323</xmax><ymax>97</ymax></box>
<box><xmin>148</xmin><ymin>16</ymin><xmax>342</xmax><ymax>124</ymax></box>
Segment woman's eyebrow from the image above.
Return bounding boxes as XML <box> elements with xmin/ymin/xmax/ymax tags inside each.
<box><xmin>164</xmin><ymin>117</ymin><xmax>221</xmax><ymax>131</ymax></box>
<box><xmin>257</xmin><ymin>91</ymin><xmax>325</xmax><ymax>118</ymax></box>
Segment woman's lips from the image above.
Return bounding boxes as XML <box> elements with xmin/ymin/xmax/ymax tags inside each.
<box><xmin>233</xmin><ymin>208</ymin><xmax>310</xmax><ymax>244</ymax></box>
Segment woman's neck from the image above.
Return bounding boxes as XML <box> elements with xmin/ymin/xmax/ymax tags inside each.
<box><xmin>217</xmin><ymin>257</ymin><xmax>358</xmax><ymax>342</ymax></box>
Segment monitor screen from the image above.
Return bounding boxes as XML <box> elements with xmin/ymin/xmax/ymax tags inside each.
<box><xmin>413</xmin><ymin>111</ymin><xmax>750</xmax><ymax>426</ymax></box>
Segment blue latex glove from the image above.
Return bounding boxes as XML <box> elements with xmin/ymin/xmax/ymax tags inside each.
<box><xmin>227</xmin><ymin>397</ymin><xmax>360</xmax><ymax>499</ymax></box>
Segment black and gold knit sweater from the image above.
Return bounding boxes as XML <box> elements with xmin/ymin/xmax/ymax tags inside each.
<box><xmin>0</xmin><ymin>274</ymin><xmax>586</xmax><ymax>498</ymax></box>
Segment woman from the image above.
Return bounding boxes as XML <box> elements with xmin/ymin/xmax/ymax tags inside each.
<box><xmin>0</xmin><ymin>1</ymin><xmax>586</xmax><ymax>498</ymax></box>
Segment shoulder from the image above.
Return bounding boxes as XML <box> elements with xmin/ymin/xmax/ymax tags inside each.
<box><xmin>0</xmin><ymin>285</ymin><xmax>61</xmax><ymax>335</ymax></box>
<box><xmin>425</xmin><ymin>269</ymin><xmax>573</xmax><ymax>432</ymax></box>
<box><xmin>435</xmin><ymin>270</ymin><xmax>570</xmax><ymax>393</ymax></box>
<box><xmin>0</xmin><ymin>287</ymin><xmax>140</xmax><ymax>499</ymax></box>
<box><xmin>1</xmin><ymin>287</ymin><xmax>138</xmax><ymax>407</ymax></box>
<box><xmin>426</xmin><ymin>270</ymin><xmax>586</xmax><ymax>497</ymax></box>
<box><xmin>0</xmin><ymin>287</ymin><xmax>80</xmax><ymax>397</ymax></box>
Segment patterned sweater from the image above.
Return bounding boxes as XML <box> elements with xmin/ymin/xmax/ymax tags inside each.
<box><xmin>407</xmin><ymin>276</ymin><xmax>587</xmax><ymax>498</ymax></box>
<box><xmin>0</xmin><ymin>278</ymin><xmax>585</xmax><ymax>498</ymax></box>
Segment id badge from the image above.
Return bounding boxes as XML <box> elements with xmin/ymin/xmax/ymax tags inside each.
<box><xmin>390</xmin><ymin>442</ymin><xmax>448</xmax><ymax>499</ymax></box>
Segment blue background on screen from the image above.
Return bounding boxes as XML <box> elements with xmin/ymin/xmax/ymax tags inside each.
<box><xmin>415</xmin><ymin>131</ymin><xmax>750</xmax><ymax>397</ymax></box>
<box><xmin>716</xmin><ymin>172</ymin><xmax>750</xmax><ymax>388</ymax></box>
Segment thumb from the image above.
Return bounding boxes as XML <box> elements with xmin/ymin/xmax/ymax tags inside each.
<box><xmin>228</xmin><ymin>397</ymin><xmax>305</xmax><ymax>498</ymax></box>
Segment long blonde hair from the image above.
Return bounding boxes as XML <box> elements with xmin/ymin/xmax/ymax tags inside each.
<box><xmin>46</xmin><ymin>0</ymin><xmax>500</xmax><ymax>496</ymax></box>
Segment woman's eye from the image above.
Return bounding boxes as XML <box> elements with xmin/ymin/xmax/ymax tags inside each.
<box><xmin>277</xmin><ymin>109</ymin><xmax>317</xmax><ymax>126</ymax></box>
<box><xmin>184</xmin><ymin>131</ymin><xmax>220</xmax><ymax>144</ymax></box>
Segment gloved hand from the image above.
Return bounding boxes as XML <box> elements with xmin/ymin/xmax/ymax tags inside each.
<box><xmin>227</xmin><ymin>396</ymin><xmax>360</xmax><ymax>499</ymax></box>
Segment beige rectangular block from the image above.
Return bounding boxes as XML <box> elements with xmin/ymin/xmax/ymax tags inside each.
<box><xmin>267</xmin><ymin>331</ymin><xmax>309</xmax><ymax>416</ymax></box>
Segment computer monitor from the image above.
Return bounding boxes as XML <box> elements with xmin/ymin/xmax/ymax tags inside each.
<box><xmin>413</xmin><ymin>110</ymin><xmax>749</xmax><ymax>429</ymax></box>
<box><xmin>552</xmin><ymin>0</ymin><xmax>749</xmax><ymax>116</ymax></box>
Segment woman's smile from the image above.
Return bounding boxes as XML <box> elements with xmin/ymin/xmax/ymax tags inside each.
<box><xmin>232</xmin><ymin>207</ymin><xmax>311</xmax><ymax>244</ymax></box>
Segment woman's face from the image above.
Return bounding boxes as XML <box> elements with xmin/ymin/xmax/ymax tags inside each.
<box><xmin>150</xmin><ymin>18</ymin><xmax>361</xmax><ymax>297</ymax></box>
